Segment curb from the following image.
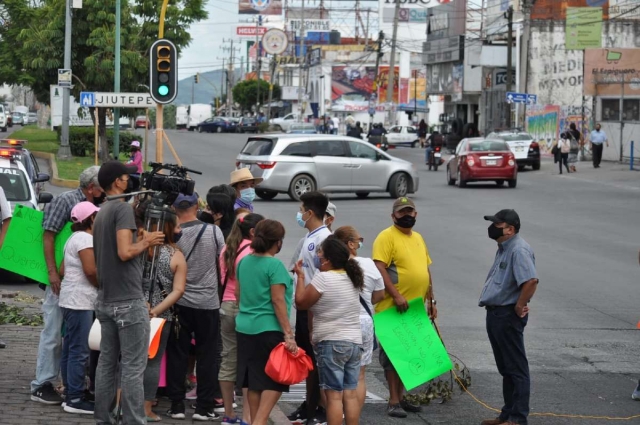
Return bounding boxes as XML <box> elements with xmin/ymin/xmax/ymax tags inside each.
<box><xmin>31</xmin><ymin>151</ymin><xmax>80</xmax><ymax>188</ymax></box>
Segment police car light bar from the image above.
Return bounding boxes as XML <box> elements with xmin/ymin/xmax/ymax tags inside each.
<box><xmin>0</xmin><ymin>149</ymin><xmax>15</xmax><ymax>158</ymax></box>
<box><xmin>0</xmin><ymin>139</ymin><xmax>27</xmax><ymax>146</ymax></box>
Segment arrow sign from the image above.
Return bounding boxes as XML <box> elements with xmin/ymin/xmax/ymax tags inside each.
<box><xmin>527</xmin><ymin>94</ymin><xmax>537</xmax><ymax>105</ymax></box>
<box><xmin>506</xmin><ymin>92</ymin><xmax>534</xmax><ymax>104</ymax></box>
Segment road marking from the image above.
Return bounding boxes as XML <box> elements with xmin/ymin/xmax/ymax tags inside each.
<box><xmin>279</xmin><ymin>383</ymin><xmax>386</xmax><ymax>404</ymax></box>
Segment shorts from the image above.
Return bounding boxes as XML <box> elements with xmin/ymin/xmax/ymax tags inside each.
<box><xmin>314</xmin><ymin>340</ymin><xmax>362</xmax><ymax>392</ymax></box>
<box><xmin>360</xmin><ymin>315</ymin><xmax>374</xmax><ymax>366</ymax></box>
<box><xmin>218</xmin><ymin>301</ymin><xmax>239</xmax><ymax>382</ymax></box>
<box><xmin>237</xmin><ymin>331</ymin><xmax>290</xmax><ymax>393</ymax></box>
<box><xmin>379</xmin><ymin>344</ymin><xmax>395</xmax><ymax>372</ymax></box>
<box><xmin>295</xmin><ymin>310</ymin><xmax>315</xmax><ymax>363</ymax></box>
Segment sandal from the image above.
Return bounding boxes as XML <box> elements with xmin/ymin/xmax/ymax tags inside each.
<box><xmin>146</xmin><ymin>415</ymin><xmax>162</xmax><ymax>422</ymax></box>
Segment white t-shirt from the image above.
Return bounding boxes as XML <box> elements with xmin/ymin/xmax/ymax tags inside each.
<box><xmin>355</xmin><ymin>257</ymin><xmax>384</xmax><ymax>316</ymax></box>
<box><xmin>0</xmin><ymin>186</ymin><xmax>12</xmax><ymax>222</ymax></box>
<box><xmin>310</xmin><ymin>270</ymin><xmax>362</xmax><ymax>345</ymax></box>
<box><xmin>298</xmin><ymin>225</ymin><xmax>332</xmax><ymax>286</ymax></box>
<box><xmin>59</xmin><ymin>232</ymin><xmax>97</xmax><ymax>310</ymax></box>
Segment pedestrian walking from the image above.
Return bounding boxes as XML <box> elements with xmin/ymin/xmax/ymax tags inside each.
<box><xmin>333</xmin><ymin>226</ymin><xmax>385</xmax><ymax>409</ymax></box>
<box><xmin>589</xmin><ymin>123</ymin><xmax>608</xmax><ymax>168</ymax></box>
<box><xmin>331</xmin><ymin>115</ymin><xmax>340</xmax><ymax>134</ymax></box>
<box><xmin>418</xmin><ymin>119</ymin><xmax>428</xmax><ymax>148</ymax></box>
<box><xmin>31</xmin><ymin>166</ymin><xmax>104</xmax><ymax>406</ymax></box>
<box><xmin>58</xmin><ymin>202</ymin><xmax>99</xmax><ymax>415</ymax></box>
<box><xmin>480</xmin><ymin>209</ymin><xmax>538</xmax><ymax>425</ymax></box>
<box><xmin>567</xmin><ymin>123</ymin><xmax>582</xmax><ymax>172</ymax></box>
<box><xmin>166</xmin><ymin>192</ymin><xmax>225</xmax><ymax>421</ymax></box>
<box><xmin>230</xmin><ymin>168</ymin><xmax>263</xmax><ymax>213</ymax></box>
<box><xmin>554</xmin><ymin>133</ymin><xmax>570</xmax><ymax>174</ymax></box>
<box><xmin>347</xmin><ymin>122</ymin><xmax>364</xmax><ymax>139</ymax></box>
<box><xmin>0</xmin><ymin>186</ymin><xmax>10</xmax><ymax>350</ymax></box>
<box><xmin>372</xmin><ymin>197</ymin><xmax>437</xmax><ymax>418</ymax></box>
<box><xmin>219</xmin><ymin>213</ymin><xmax>265</xmax><ymax>424</ymax></box>
<box><xmin>93</xmin><ymin>161</ymin><xmax>165</xmax><ymax>425</ymax></box>
<box><xmin>236</xmin><ymin>219</ymin><xmax>297</xmax><ymax>425</ymax></box>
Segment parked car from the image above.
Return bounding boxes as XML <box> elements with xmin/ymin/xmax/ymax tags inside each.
<box><xmin>27</xmin><ymin>112</ymin><xmax>38</xmax><ymax>124</ymax></box>
<box><xmin>134</xmin><ymin>115</ymin><xmax>151</xmax><ymax>129</ymax></box>
<box><xmin>446</xmin><ymin>138</ymin><xmax>517</xmax><ymax>188</ymax></box>
<box><xmin>235</xmin><ymin>134</ymin><xmax>419</xmax><ymax>201</ymax></box>
<box><xmin>270</xmin><ymin>113</ymin><xmax>299</xmax><ymax>132</ymax></box>
<box><xmin>11</xmin><ymin>112</ymin><xmax>24</xmax><ymax>126</ymax></box>
<box><xmin>382</xmin><ymin>125</ymin><xmax>420</xmax><ymax>148</ymax></box>
<box><xmin>197</xmin><ymin>117</ymin><xmax>236</xmax><ymax>133</ymax></box>
<box><xmin>0</xmin><ymin>105</ymin><xmax>7</xmax><ymax>132</ymax></box>
<box><xmin>487</xmin><ymin>130</ymin><xmax>540</xmax><ymax>170</ymax></box>
<box><xmin>236</xmin><ymin>117</ymin><xmax>259</xmax><ymax>133</ymax></box>
<box><xmin>287</xmin><ymin>123</ymin><xmax>317</xmax><ymax>134</ymax></box>
<box><xmin>0</xmin><ymin>145</ymin><xmax>52</xmax><ymax>211</ymax></box>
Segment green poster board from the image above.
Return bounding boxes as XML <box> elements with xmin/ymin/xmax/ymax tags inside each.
<box><xmin>566</xmin><ymin>7</ymin><xmax>602</xmax><ymax>50</ymax></box>
<box><xmin>0</xmin><ymin>205</ymin><xmax>73</xmax><ymax>284</ymax></box>
<box><xmin>374</xmin><ymin>297</ymin><xmax>453</xmax><ymax>391</ymax></box>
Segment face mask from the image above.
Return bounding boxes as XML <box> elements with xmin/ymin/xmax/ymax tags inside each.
<box><xmin>313</xmin><ymin>255</ymin><xmax>323</xmax><ymax>270</ymax></box>
<box><xmin>240</xmin><ymin>187</ymin><xmax>256</xmax><ymax>204</ymax></box>
<box><xmin>488</xmin><ymin>224</ymin><xmax>504</xmax><ymax>240</ymax></box>
<box><xmin>358</xmin><ymin>241</ymin><xmax>363</xmax><ymax>250</ymax></box>
<box><xmin>92</xmin><ymin>193</ymin><xmax>106</xmax><ymax>206</ymax></box>
<box><xmin>124</xmin><ymin>177</ymin><xmax>135</xmax><ymax>194</ymax></box>
<box><xmin>395</xmin><ymin>215</ymin><xmax>416</xmax><ymax>229</ymax></box>
<box><xmin>174</xmin><ymin>232</ymin><xmax>183</xmax><ymax>243</ymax></box>
<box><xmin>296</xmin><ymin>211</ymin><xmax>308</xmax><ymax>228</ymax></box>
<box><xmin>276</xmin><ymin>240</ymin><xmax>283</xmax><ymax>254</ymax></box>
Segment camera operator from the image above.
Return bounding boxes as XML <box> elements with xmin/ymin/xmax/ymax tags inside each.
<box><xmin>93</xmin><ymin>161</ymin><xmax>165</xmax><ymax>425</ymax></box>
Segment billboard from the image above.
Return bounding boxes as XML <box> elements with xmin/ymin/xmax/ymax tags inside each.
<box><xmin>401</xmin><ymin>69</ymin><xmax>427</xmax><ymax>109</ymax></box>
<box><xmin>584</xmin><ymin>48</ymin><xmax>640</xmax><ymax>96</ymax></box>
<box><xmin>566</xmin><ymin>7</ymin><xmax>602</xmax><ymax>49</ymax></box>
<box><xmin>239</xmin><ymin>0</ymin><xmax>283</xmax><ymax>15</ymax></box>
<box><xmin>377</xmin><ymin>66</ymin><xmax>402</xmax><ymax>104</ymax></box>
<box><xmin>330</xmin><ymin>65</ymin><xmax>399</xmax><ymax>111</ymax></box>
<box><xmin>237</xmin><ymin>26</ymin><xmax>267</xmax><ymax>37</ymax></box>
<box><xmin>382</xmin><ymin>7</ymin><xmax>429</xmax><ymax>23</ymax></box>
<box><xmin>531</xmin><ymin>0</ymin><xmax>608</xmax><ymax>20</ymax></box>
<box><xmin>289</xmin><ymin>19</ymin><xmax>330</xmax><ymax>36</ymax></box>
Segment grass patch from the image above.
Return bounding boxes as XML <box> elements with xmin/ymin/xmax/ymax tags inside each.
<box><xmin>7</xmin><ymin>125</ymin><xmax>59</xmax><ymax>154</ymax></box>
<box><xmin>55</xmin><ymin>156</ymin><xmax>97</xmax><ymax>180</ymax></box>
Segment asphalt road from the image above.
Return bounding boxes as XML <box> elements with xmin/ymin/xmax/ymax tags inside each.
<box><xmin>3</xmin><ymin>129</ymin><xmax>640</xmax><ymax>424</ymax></box>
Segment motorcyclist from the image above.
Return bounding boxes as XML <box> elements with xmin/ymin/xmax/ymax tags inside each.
<box><xmin>425</xmin><ymin>131</ymin><xmax>443</xmax><ymax>166</ymax></box>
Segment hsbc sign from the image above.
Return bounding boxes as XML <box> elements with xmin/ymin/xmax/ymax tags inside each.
<box><xmin>381</xmin><ymin>0</ymin><xmax>452</xmax><ymax>7</ymax></box>
<box><xmin>236</xmin><ymin>26</ymin><xmax>267</xmax><ymax>37</ymax></box>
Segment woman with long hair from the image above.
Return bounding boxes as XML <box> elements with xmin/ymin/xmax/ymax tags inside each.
<box><xmin>294</xmin><ymin>236</ymin><xmax>364</xmax><ymax>425</ymax></box>
<box><xmin>236</xmin><ymin>219</ymin><xmax>297</xmax><ymax>425</ymax></box>
<box><xmin>59</xmin><ymin>202</ymin><xmax>100</xmax><ymax>415</ymax></box>
<box><xmin>333</xmin><ymin>226</ymin><xmax>385</xmax><ymax>408</ymax></box>
<box><xmin>218</xmin><ymin>213</ymin><xmax>264</xmax><ymax>424</ymax></box>
<box><xmin>418</xmin><ymin>119</ymin><xmax>428</xmax><ymax>148</ymax></box>
<box><xmin>204</xmin><ymin>192</ymin><xmax>236</xmax><ymax>239</ymax></box>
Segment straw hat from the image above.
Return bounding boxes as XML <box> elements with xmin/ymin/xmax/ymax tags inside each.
<box><xmin>230</xmin><ymin>168</ymin><xmax>263</xmax><ymax>186</ymax></box>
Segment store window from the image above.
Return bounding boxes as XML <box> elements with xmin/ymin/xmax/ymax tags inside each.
<box><xmin>601</xmin><ymin>99</ymin><xmax>620</xmax><ymax>121</ymax></box>
<box><xmin>623</xmin><ymin>99</ymin><xmax>640</xmax><ymax>121</ymax></box>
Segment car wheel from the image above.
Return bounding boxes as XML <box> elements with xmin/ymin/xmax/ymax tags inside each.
<box><xmin>411</xmin><ymin>141</ymin><xmax>417</xmax><ymax>148</ymax></box>
<box><xmin>457</xmin><ymin>168</ymin><xmax>467</xmax><ymax>188</ymax></box>
<box><xmin>355</xmin><ymin>192</ymin><xmax>370</xmax><ymax>199</ymax></box>
<box><xmin>532</xmin><ymin>160</ymin><xmax>541</xmax><ymax>170</ymax></box>
<box><xmin>275</xmin><ymin>125</ymin><xmax>283</xmax><ymax>131</ymax></box>
<box><xmin>198</xmin><ymin>126</ymin><xmax>203</xmax><ymax>133</ymax></box>
<box><xmin>288</xmin><ymin>174</ymin><xmax>316</xmax><ymax>201</ymax></box>
<box><xmin>447</xmin><ymin>166</ymin><xmax>455</xmax><ymax>186</ymax></box>
<box><xmin>508</xmin><ymin>178</ymin><xmax>517</xmax><ymax>188</ymax></box>
<box><xmin>188</xmin><ymin>127</ymin><xmax>194</xmax><ymax>132</ymax></box>
<box><xmin>389</xmin><ymin>173</ymin><xmax>409</xmax><ymax>198</ymax></box>
<box><xmin>496</xmin><ymin>180</ymin><xmax>505</xmax><ymax>186</ymax></box>
<box><xmin>216</xmin><ymin>126</ymin><xmax>223</xmax><ymax>133</ymax></box>
<box><xmin>256</xmin><ymin>189</ymin><xmax>278</xmax><ymax>200</ymax></box>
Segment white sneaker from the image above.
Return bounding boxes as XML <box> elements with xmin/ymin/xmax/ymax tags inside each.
<box><xmin>193</xmin><ymin>410</ymin><xmax>220</xmax><ymax>421</ymax></box>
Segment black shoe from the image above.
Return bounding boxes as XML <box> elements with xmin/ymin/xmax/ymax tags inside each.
<box><xmin>193</xmin><ymin>408</ymin><xmax>220</xmax><ymax>421</ymax></box>
<box><xmin>31</xmin><ymin>382</ymin><xmax>63</xmax><ymax>405</ymax></box>
<box><xmin>83</xmin><ymin>390</ymin><xmax>95</xmax><ymax>402</ymax></box>
<box><xmin>167</xmin><ymin>401</ymin><xmax>186</xmax><ymax>420</ymax></box>
<box><xmin>387</xmin><ymin>403</ymin><xmax>408</xmax><ymax>418</ymax></box>
<box><xmin>288</xmin><ymin>401</ymin><xmax>308</xmax><ymax>423</ymax></box>
<box><xmin>312</xmin><ymin>406</ymin><xmax>327</xmax><ymax>424</ymax></box>
<box><xmin>0</xmin><ymin>339</ymin><xmax>5</xmax><ymax>348</ymax></box>
<box><xmin>63</xmin><ymin>398</ymin><xmax>95</xmax><ymax>415</ymax></box>
<box><xmin>400</xmin><ymin>399</ymin><xmax>422</xmax><ymax>413</ymax></box>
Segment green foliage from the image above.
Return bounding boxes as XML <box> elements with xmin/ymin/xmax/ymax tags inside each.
<box><xmin>0</xmin><ymin>303</ymin><xmax>44</xmax><ymax>326</ymax></box>
<box><xmin>232</xmin><ymin>80</ymin><xmax>281</xmax><ymax>112</ymax></box>
<box><xmin>257</xmin><ymin>122</ymin><xmax>270</xmax><ymax>133</ymax></box>
<box><xmin>149</xmin><ymin>104</ymin><xmax>176</xmax><ymax>129</ymax></box>
<box><xmin>55</xmin><ymin>127</ymin><xmax>142</xmax><ymax>157</ymax></box>
<box><xmin>403</xmin><ymin>354</ymin><xmax>472</xmax><ymax>406</ymax></box>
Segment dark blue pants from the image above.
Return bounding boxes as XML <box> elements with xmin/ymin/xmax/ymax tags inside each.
<box><xmin>60</xmin><ymin>308</ymin><xmax>93</xmax><ymax>400</ymax></box>
<box><xmin>486</xmin><ymin>306</ymin><xmax>530</xmax><ymax>425</ymax></box>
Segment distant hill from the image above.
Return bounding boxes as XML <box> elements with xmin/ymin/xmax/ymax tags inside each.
<box><xmin>173</xmin><ymin>68</ymin><xmax>243</xmax><ymax>106</ymax></box>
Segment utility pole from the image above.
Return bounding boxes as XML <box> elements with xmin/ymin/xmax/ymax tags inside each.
<box><xmin>113</xmin><ymin>0</ymin><xmax>121</xmax><ymax>159</ymax></box>
<box><xmin>256</xmin><ymin>15</ymin><xmax>263</xmax><ymax>113</ymax></box>
<box><xmin>219</xmin><ymin>58</ymin><xmax>226</xmax><ymax>109</ymax></box>
<box><xmin>386</xmin><ymin>0</ymin><xmax>401</xmax><ymax>127</ymax></box>
<box><xmin>223</xmin><ymin>39</ymin><xmax>240</xmax><ymax>117</ymax></box>
<box><xmin>297</xmin><ymin>0</ymin><xmax>306</xmax><ymax>122</ymax></box>
<box><xmin>58</xmin><ymin>0</ymin><xmax>72</xmax><ymax>159</ymax></box>
<box><xmin>370</xmin><ymin>30</ymin><xmax>384</xmax><ymax>129</ymax></box>
<box><xmin>267</xmin><ymin>57</ymin><xmax>277</xmax><ymax>121</ymax></box>
<box><xmin>505</xmin><ymin>5</ymin><xmax>514</xmax><ymax>129</ymax></box>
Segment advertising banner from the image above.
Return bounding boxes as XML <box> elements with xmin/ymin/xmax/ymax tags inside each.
<box><xmin>452</xmin><ymin>64</ymin><xmax>464</xmax><ymax>101</ymax></box>
<box><xmin>239</xmin><ymin>0</ymin><xmax>283</xmax><ymax>15</ymax></box>
<box><xmin>236</xmin><ymin>26</ymin><xmax>267</xmax><ymax>37</ymax></box>
<box><xmin>331</xmin><ymin>65</ymin><xmax>377</xmax><ymax>112</ymax></box>
<box><xmin>428</xmin><ymin>62</ymin><xmax>454</xmax><ymax>94</ymax></box>
<box><xmin>403</xmin><ymin>69</ymin><xmax>427</xmax><ymax>109</ymax></box>
<box><xmin>531</xmin><ymin>0</ymin><xmax>609</xmax><ymax>20</ymax></box>
<box><xmin>377</xmin><ymin>66</ymin><xmax>402</xmax><ymax>104</ymax></box>
<box><xmin>382</xmin><ymin>7</ymin><xmax>429</xmax><ymax>23</ymax></box>
<box><xmin>566</xmin><ymin>7</ymin><xmax>602</xmax><ymax>50</ymax></box>
<box><xmin>289</xmin><ymin>19</ymin><xmax>330</xmax><ymax>36</ymax></box>
<box><xmin>584</xmin><ymin>48</ymin><xmax>640</xmax><ymax>96</ymax></box>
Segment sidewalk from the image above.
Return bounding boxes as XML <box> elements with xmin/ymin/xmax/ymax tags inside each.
<box><xmin>539</xmin><ymin>158</ymin><xmax>640</xmax><ymax>190</ymax></box>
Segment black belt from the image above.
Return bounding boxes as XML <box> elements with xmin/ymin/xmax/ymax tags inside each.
<box><xmin>485</xmin><ymin>304</ymin><xmax>515</xmax><ymax>311</ymax></box>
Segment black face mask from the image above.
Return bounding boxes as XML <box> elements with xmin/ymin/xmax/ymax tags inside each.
<box><xmin>174</xmin><ymin>232</ymin><xmax>183</xmax><ymax>243</ymax></box>
<box><xmin>395</xmin><ymin>215</ymin><xmax>416</xmax><ymax>229</ymax></box>
<box><xmin>92</xmin><ymin>193</ymin><xmax>106</xmax><ymax>206</ymax></box>
<box><xmin>276</xmin><ymin>240</ymin><xmax>283</xmax><ymax>254</ymax></box>
<box><xmin>488</xmin><ymin>224</ymin><xmax>504</xmax><ymax>240</ymax></box>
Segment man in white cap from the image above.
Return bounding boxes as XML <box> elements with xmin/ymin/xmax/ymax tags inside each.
<box><xmin>229</xmin><ymin>168</ymin><xmax>263</xmax><ymax>212</ymax></box>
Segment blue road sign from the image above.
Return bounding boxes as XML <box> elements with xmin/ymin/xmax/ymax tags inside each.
<box><xmin>506</xmin><ymin>92</ymin><xmax>537</xmax><ymax>105</ymax></box>
<box><xmin>79</xmin><ymin>92</ymin><xmax>95</xmax><ymax>107</ymax></box>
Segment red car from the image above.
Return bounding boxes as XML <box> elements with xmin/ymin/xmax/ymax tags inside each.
<box><xmin>135</xmin><ymin>115</ymin><xmax>151</xmax><ymax>129</ymax></box>
<box><xmin>446</xmin><ymin>137</ymin><xmax>518</xmax><ymax>188</ymax></box>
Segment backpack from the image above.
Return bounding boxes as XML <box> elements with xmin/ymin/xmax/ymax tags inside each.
<box><xmin>568</xmin><ymin>132</ymin><xmax>580</xmax><ymax>154</ymax></box>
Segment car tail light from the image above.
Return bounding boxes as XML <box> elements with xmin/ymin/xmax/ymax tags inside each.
<box><xmin>466</xmin><ymin>156</ymin><xmax>475</xmax><ymax>167</ymax></box>
<box><xmin>256</xmin><ymin>161</ymin><xmax>276</xmax><ymax>169</ymax></box>
<box><xmin>235</xmin><ymin>161</ymin><xmax>240</xmax><ymax>167</ymax></box>
<box><xmin>530</xmin><ymin>141</ymin><xmax>539</xmax><ymax>149</ymax></box>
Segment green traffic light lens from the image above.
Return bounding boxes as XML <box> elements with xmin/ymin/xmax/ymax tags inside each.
<box><xmin>158</xmin><ymin>85</ymin><xmax>169</xmax><ymax>96</ymax></box>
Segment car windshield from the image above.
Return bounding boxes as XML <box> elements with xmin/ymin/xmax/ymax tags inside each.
<box><xmin>468</xmin><ymin>140</ymin><xmax>510</xmax><ymax>152</ymax></box>
<box><xmin>496</xmin><ymin>134</ymin><xmax>532</xmax><ymax>141</ymax></box>
<box><xmin>0</xmin><ymin>167</ymin><xmax>30</xmax><ymax>201</ymax></box>
<box><xmin>241</xmin><ymin>138</ymin><xmax>274</xmax><ymax>156</ymax></box>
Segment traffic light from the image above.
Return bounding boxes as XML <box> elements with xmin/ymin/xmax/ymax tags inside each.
<box><xmin>149</xmin><ymin>38</ymin><xmax>178</xmax><ymax>104</ymax></box>
<box><xmin>194</xmin><ymin>73</ymin><xmax>200</xmax><ymax>84</ymax></box>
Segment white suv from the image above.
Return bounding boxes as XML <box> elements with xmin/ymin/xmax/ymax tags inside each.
<box><xmin>0</xmin><ymin>149</ymin><xmax>52</xmax><ymax>211</ymax></box>
<box><xmin>270</xmin><ymin>113</ymin><xmax>299</xmax><ymax>132</ymax></box>
<box><xmin>0</xmin><ymin>105</ymin><xmax>7</xmax><ymax>132</ymax></box>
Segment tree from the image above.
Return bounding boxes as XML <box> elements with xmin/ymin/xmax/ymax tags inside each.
<box><xmin>149</xmin><ymin>104</ymin><xmax>176</xmax><ymax>130</ymax></box>
<box><xmin>232</xmin><ymin>80</ymin><xmax>281</xmax><ymax>113</ymax></box>
<box><xmin>4</xmin><ymin>0</ymin><xmax>207</xmax><ymax>161</ymax></box>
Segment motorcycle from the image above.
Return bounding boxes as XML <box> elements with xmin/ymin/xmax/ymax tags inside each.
<box><xmin>428</xmin><ymin>145</ymin><xmax>443</xmax><ymax>171</ymax></box>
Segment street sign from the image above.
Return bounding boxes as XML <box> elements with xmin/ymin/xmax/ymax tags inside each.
<box><xmin>506</xmin><ymin>92</ymin><xmax>537</xmax><ymax>104</ymax></box>
<box><xmin>262</xmin><ymin>29</ymin><xmax>288</xmax><ymax>55</ymax></box>
<box><xmin>236</xmin><ymin>26</ymin><xmax>267</xmax><ymax>37</ymax></box>
<box><xmin>58</xmin><ymin>69</ymin><xmax>72</xmax><ymax>88</ymax></box>
<box><xmin>78</xmin><ymin>92</ymin><xmax>156</xmax><ymax>108</ymax></box>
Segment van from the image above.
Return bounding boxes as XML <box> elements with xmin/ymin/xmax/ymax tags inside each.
<box><xmin>176</xmin><ymin>106</ymin><xmax>189</xmax><ymax>129</ymax></box>
<box><xmin>187</xmin><ymin>104</ymin><xmax>212</xmax><ymax>131</ymax></box>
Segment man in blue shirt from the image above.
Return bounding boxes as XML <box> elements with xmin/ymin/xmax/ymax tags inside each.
<box><xmin>589</xmin><ymin>123</ymin><xmax>608</xmax><ymax>168</ymax></box>
<box><xmin>479</xmin><ymin>209</ymin><xmax>538</xmax><ymax>425</ymax></box>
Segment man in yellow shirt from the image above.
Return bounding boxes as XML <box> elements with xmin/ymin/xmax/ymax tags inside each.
<box><xmin>373</xmin><ymin>197</ymin><xmax>437</xmax><ymax>418</ymax></box>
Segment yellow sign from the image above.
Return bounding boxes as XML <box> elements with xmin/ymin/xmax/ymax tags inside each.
<box><xmin>314</xmin><ymin>45</ymin><xmax>368</xmax><ymax>52</ymax></box>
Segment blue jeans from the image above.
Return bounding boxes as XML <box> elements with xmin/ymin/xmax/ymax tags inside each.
<box><xmin>94</xmin><ymin>298</ymin><xmax>150</xmax><ymax>425</ymax></box>
<box><xmin>30</xmin><ymin>286</ymin><xmax>63</xmax><ymax>392</ymax></box>
<box><xmin>425</xmin><ymin>146</ymin><xmax>433</xmax><ymax>164</ymax></box>
<box><xmin>314</xmin><ymin>340</ymin><xmax>362</xmax><ymax>392</ymax></box>
<box><xmin>486</xmin><ymin>306</ymin><xmax>530</xmax><ymax>425</ymax></box>
<box><xmin>60</xmin><ymin>308</ymin><xmax>93</xmax><ymax>400</ymax></box>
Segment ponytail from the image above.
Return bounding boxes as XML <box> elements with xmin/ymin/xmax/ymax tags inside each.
<box><xmin>344</xmin><ymin>258</ymin><xmax>364</xmax><ymax>290</ymax></box>
<box><xmin>320</xmin><ymin>236</ymin><xmax>364</xmax><ymax>290</ymax></box>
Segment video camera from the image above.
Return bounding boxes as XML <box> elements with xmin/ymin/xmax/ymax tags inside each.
<box><xmin>139</xmin><ymin>162</ymin><xmax>202</xmax><ymax>207</ymax></box>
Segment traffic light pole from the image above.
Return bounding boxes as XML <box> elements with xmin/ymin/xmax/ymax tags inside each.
<box><xmin>113</xmin><ymin>0</ymin><xmax>121</xmax><ymax>160</ymax></box>
<box><xmin>156</xmin><ymin>0</ymin><xmax>170</xmax><ymax>163</ymax></box>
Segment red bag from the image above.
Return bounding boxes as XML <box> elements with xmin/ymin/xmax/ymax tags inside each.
<box><xmin>265</xmin><ymin>343</ymin><xmax>314</xmax><ymax>385</ymax></box>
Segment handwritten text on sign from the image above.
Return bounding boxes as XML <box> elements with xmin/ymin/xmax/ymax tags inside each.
<box><xmin>0</xmin><ymin>205</ymin><xmax>72</xmax><ymax>285</ymax></box>
<box><xmin>373</xmin><ymin>297</ymin><xmax>453</xmax><ymax>391</ymax></box>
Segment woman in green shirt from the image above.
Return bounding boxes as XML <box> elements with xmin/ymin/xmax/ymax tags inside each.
<box><xmin>236</xmin><ymin>219</ymin><xmax>298</xmax><ymax>425</ymax></box>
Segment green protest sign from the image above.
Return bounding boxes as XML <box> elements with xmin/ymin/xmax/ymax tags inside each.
<box><xmin>374</xmin><ymin>297</ymin><xmax>453</xmax><ymax>391</ymax></box>
<box><xmin>0</xmin><ymin>205</ymin><xmax>73</xmax><ymax>284</ymax></box>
